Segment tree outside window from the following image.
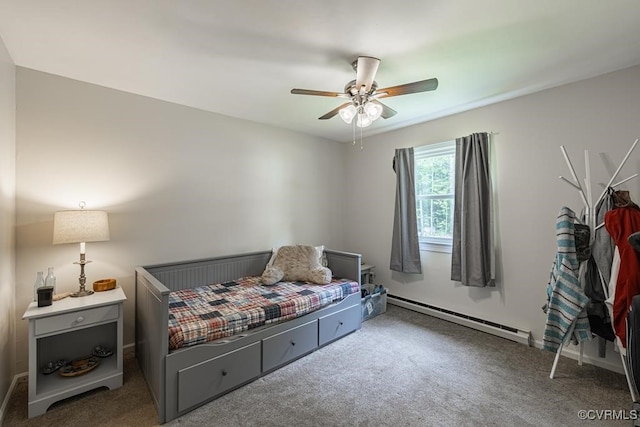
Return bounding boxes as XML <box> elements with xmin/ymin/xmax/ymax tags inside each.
<box><xmin>414</xmin><ymin>140</ymin><xmax>455</xmax><ymax>252</ymax></box>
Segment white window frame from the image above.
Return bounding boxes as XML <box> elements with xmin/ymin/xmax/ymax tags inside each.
<box><xmin>414</xmin><ymin>140</ymin><xmax>456</xmax><ymax>253</ymax></box>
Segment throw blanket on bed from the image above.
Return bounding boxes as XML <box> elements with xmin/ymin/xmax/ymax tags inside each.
<box><xmin>168</xmin><ymin>276</ymin><xmax>359</xmax><ymax>350</ymax></box>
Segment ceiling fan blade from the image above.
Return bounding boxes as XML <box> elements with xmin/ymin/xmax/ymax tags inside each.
<box><xmin>355</xmin><ymin>56</ymin><xmax>380</xmax><ymax>93</ymax></box>
<box><xmin>291</xmin><ymin>88</ymin><xmax>348</xmax><ymax>98</ymax></box>
<box><xmin>370</xmin><ymin>100</ymin><xmax>397</xmax><ymax>119</ymax></box>
<box><xmin>376</xmin><ymin>78</ymin><xmax>439</xmax><ymax>98</ymax></box>
<box><xmin>318</xmin><ymin>102</ymin><xmax>352</xmax><ymax>120</ymax></box>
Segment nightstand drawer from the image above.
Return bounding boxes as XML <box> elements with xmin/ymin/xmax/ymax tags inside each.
<box><xmin>34</xmin><ymin>304</ymin><xmax>119</xmax><ymax>336</ymax></box>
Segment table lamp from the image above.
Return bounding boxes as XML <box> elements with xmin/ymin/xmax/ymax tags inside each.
<box><xmin>53</xmin><ymin>202</ymin><xmax>110</xmax><ymax>297</ymax></box>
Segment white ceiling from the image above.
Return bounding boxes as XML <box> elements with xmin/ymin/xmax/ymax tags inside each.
<box><xmin>1</xmin><ymin>0</ymin><xmax>639</xmax><ymax>142</ymax></box>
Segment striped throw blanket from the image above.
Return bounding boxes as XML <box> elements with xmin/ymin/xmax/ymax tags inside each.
<box><xmin>543</xmin><ymin>206</ymin><xmax>591</xmax><ymax>352</ymax></box>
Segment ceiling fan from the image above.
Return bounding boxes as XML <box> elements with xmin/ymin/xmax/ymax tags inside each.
<box><xmin>291</xmin><ymin>56</ymin><xmax>438</xmax><ymax>128</ymax></box>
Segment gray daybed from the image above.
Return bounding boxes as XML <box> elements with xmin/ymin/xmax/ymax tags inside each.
<box><xmin>135</xmin><ymin>249</ymin><xmax>362</xmax><ymax>423</ymax></box>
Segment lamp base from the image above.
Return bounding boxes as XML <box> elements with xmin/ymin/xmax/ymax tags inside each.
<box><xmin>70</xmin><ymin>289</ymin><xmax>94</xmax><ymax>297</ymax></box>
<box><xmin>71</xmin><ymin>254</ymin><xmax>94</xmax><ymax>297</ymax></box>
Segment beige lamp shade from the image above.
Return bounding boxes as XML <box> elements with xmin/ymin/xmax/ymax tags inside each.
<box><xmin>53</xmin><ymin>210</ymin><xmax>110</xmax><ymax>245</ymax></box>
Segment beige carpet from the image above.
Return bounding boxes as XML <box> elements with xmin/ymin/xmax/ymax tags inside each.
<box><xmin>3</xmin><ymin>305</ymin><xmax>632</xmax><ymax>426</ymax></box>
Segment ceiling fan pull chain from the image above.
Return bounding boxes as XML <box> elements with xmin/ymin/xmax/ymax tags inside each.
<box><xmin>352</xmin><ymin>118</ymin><xmax>356</xmax><ymax>146</ymax></box>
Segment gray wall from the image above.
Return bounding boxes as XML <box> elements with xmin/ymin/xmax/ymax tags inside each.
<box><xmin>14</xmin><ymin>68</ymin><xmax>348</xmax><ymax>373</ymax></box>
<box><xmin>0</xmin><ymin>35</ymin><xmax>16</xmax><ymax>418</ymax></box>
<box><xmin>342</xmin><ymin>65</ymin><xmax>640</xmax><ymax>372</ymax></box>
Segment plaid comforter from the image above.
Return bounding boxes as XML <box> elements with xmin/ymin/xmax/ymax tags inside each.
<box><xmin>168</xmin><ymin>276</ymin><xmax>359</xmax><ymax>350</ymax></box>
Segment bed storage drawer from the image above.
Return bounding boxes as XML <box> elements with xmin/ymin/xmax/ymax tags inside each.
<box><xmin>318</xmin><ymin>303</ymin><xmax>360</xmax><ymax>346</ymax></box>
<box><xmin>262</xmin><ymin>320</ymin><xmax>318</xmax><ymax>372</ymax></box>
<box><xmin>177</xmin><ymin>341</ymin><xmax>261</xmax><ymax>413</ymax></box>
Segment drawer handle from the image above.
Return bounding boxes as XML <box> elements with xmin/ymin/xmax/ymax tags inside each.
<box><xmin>221</xmin><ymin>370</ymin><xmax>228</xmax><ymax>376</ymax></box>
<box><xmin>76</xmin><ymin>316</ymin><xmax>85</xmax><ymax>323</ymax></box>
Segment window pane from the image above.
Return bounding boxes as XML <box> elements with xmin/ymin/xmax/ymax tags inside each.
<box><xmin>415</xmin><ymin>154</ymin><xmax>455</xmax><ymax>196</ymax></box>
<box><xmin>416</xmin><ymin>197</ymin><xmax>454</xmax><ymax>239</ymax></box>
<box><xmin>414</xmin><ymin>140</ymin><xmax>456</xmax><ymax>248</ymax></box>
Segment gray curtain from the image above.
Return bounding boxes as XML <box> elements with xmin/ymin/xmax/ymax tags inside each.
<box><xmin>451</xmin><ymin>133</ymin><xmax>495</xmax><ymax>287</ymax></box>
<box><xmin>390</xmin><ymin>148</ymin><xmax>422</xmax><ymax>274</ymax></box>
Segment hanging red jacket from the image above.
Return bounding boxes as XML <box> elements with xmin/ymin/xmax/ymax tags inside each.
<box><xmin>605</xmin><ymin>206</ymin><xmax>640</xmax><ymax>348</ymax></box>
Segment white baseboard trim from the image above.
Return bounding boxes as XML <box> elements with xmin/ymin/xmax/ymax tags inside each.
<box><xmin>0</xmin><ymin>372</ymin><xmax>27</xmax><ymax>425</ymax></box>
<box><xmin>388</xmin><ymin>296</ymin><xmax>532</xmax><ymax>346</ymax></box>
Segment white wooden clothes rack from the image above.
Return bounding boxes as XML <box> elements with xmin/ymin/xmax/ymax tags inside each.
<box><xmin>553</xmin><ymin>138</ymin><xmax>639</xmax><ymax>402</ymax></box>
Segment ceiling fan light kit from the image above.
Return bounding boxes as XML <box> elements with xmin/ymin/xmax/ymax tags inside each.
<box><xmin>291</xmin><ymin>56</ymin><xmax>438</xmax><ymax>129</ymax></box>
<box><xmin>338</xmin><ymin>104</ymin><xmax>357</xmax><ymax>124</ymax></box>
<box><xmin>337</xmin><ymin>102</ymin><xmax>383</xmax><ymax>128</ymax></box>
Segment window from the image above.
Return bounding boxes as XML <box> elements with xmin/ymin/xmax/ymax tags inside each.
<box><xmin>414</xmin><ymin>140</ymin><xmax>456</xmax><ymax>252</ymax></box>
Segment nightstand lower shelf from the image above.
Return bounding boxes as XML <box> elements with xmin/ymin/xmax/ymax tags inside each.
<box><xmin>30</xmin><ymin>363</ymin><xmax>122</xmax><ymax>416</ymax></box>
<box><xmin>35</xmin><ymin>355</ymin><xmax>119</xmax><ymax>397</ymax></box>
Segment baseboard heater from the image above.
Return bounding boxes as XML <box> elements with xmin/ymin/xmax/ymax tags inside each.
<box><xmin>387</xmin><ymin>294</ymin><xmax>532</xmax><ymax>346</ymax></box>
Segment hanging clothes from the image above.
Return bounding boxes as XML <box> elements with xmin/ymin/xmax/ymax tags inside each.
<box><xmin>583</xmin><ymin>189</ymin><xmax>616</xmax><ymax>342</ymax></box>
<box><xmin>604</xmin><ymin>205</ymin><xmax>640</xmax><ymax>348</ymax></box>
<box><xmin>586</xmin><ymin>189</ymin><xmax>615</xmax><ymax>299</ymax></box>
<box><xmin>583</xmin><ymin>256</ymin><xmax>616</xmax><ymax>341</ymax></box>
<box><xmin>606</xmin><ymin>247</ymin><xmax>621</xmax><ymax>347</ymax></box>
<box><xmin>543</xmin><ymin>206</ymin><xmax>591</xmax><ymax>352</ymax></box>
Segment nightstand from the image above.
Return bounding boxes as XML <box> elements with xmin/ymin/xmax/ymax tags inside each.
<box><xmin>22</xmin><ymin>287</ymin><xmax>126</xmax><ymax>418</ymax></box>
